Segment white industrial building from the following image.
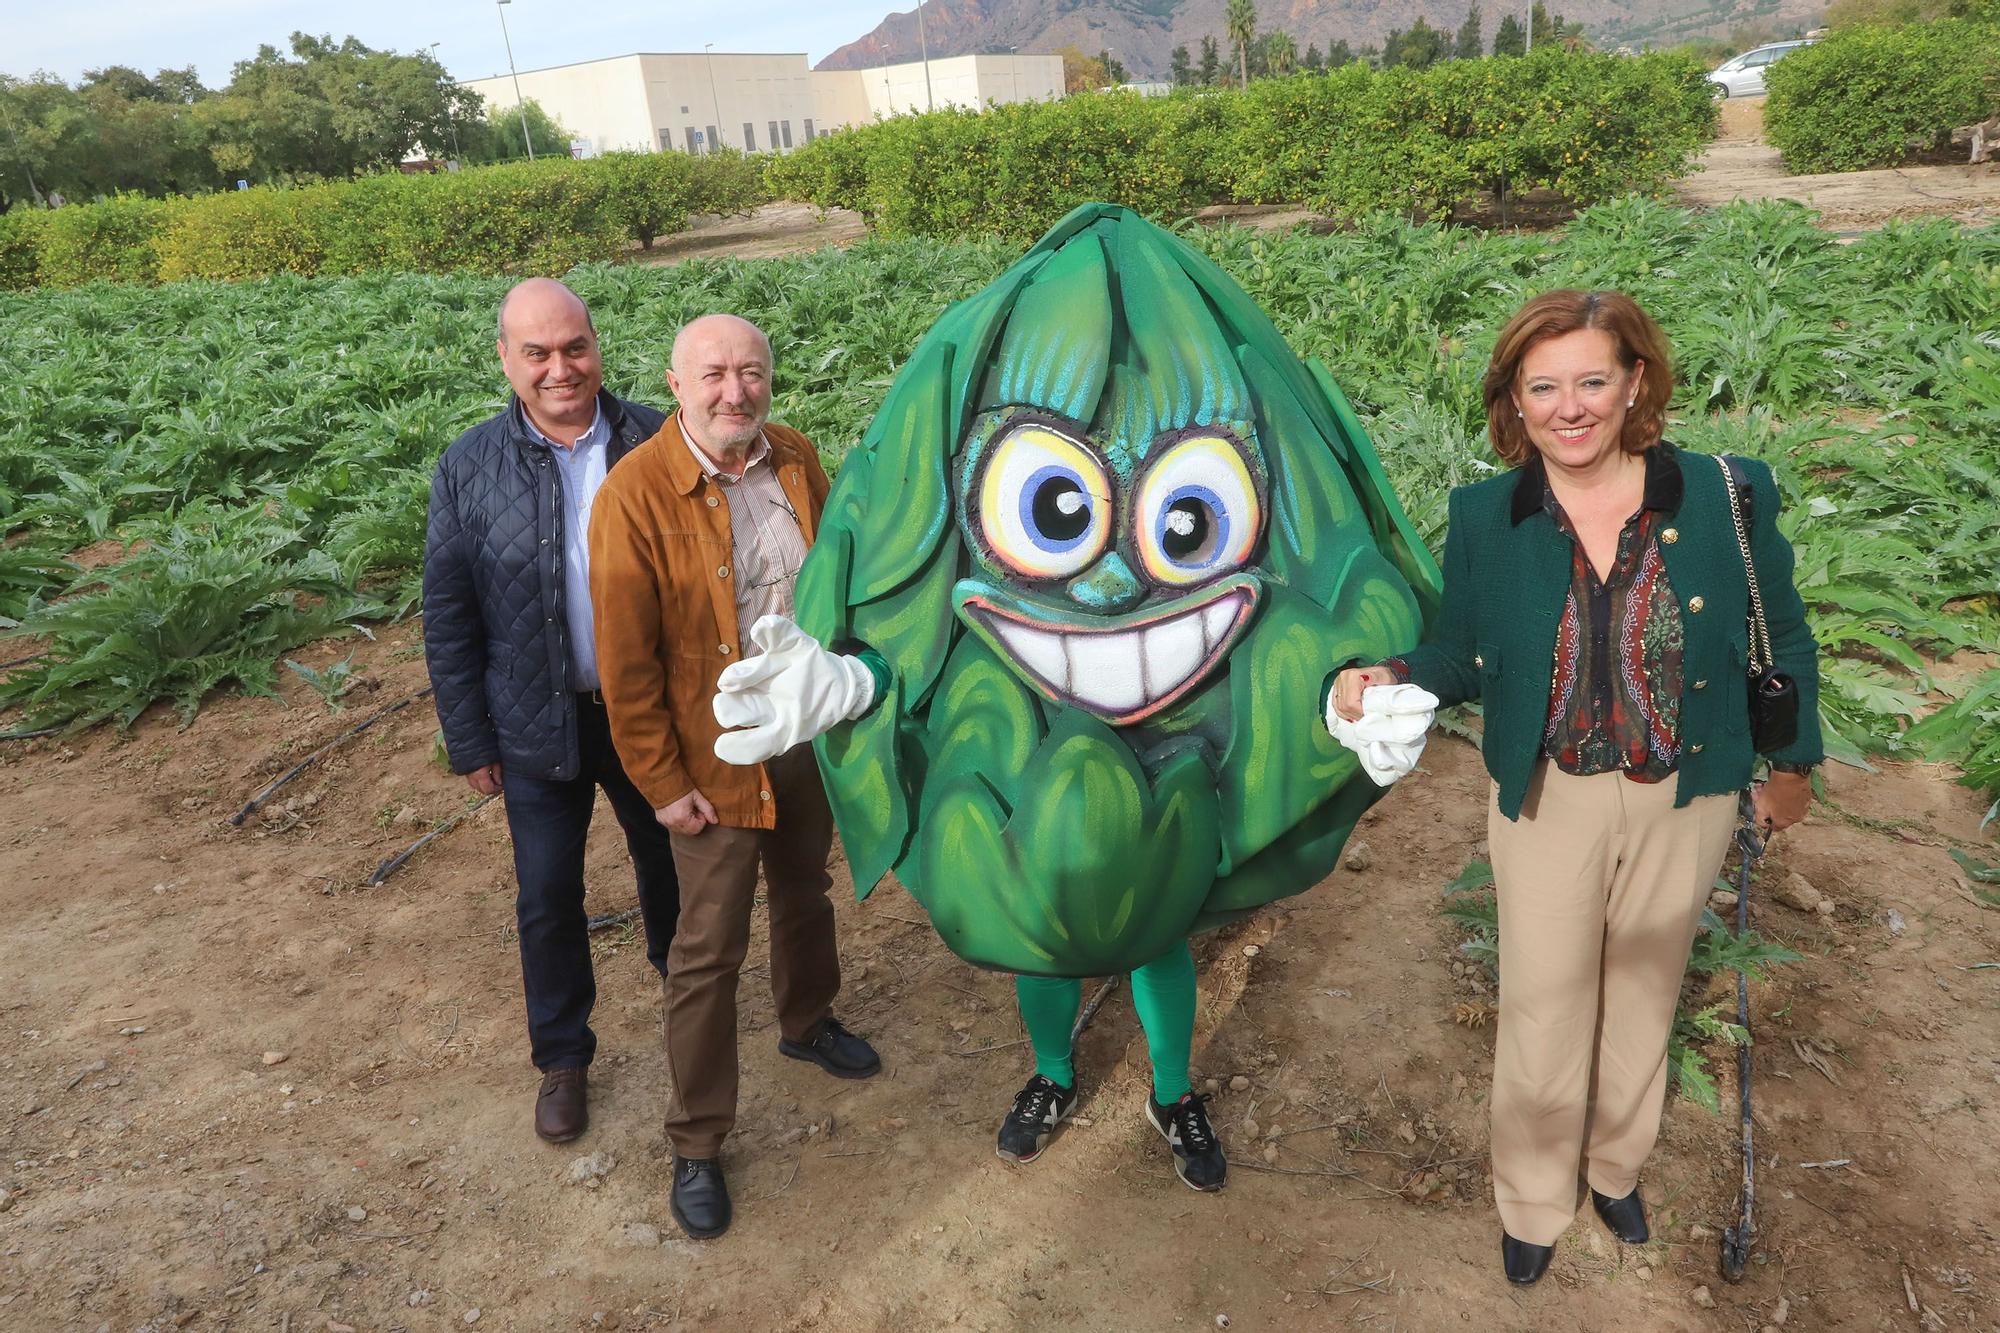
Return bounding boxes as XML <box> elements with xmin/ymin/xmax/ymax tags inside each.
<box><xmin>460</xmin><ymin>51</ymin><xmax>1065</xmax><ymax>158</ymax></box>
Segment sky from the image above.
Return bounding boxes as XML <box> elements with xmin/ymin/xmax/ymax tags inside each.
<box><xmin>0</xmin><ymin>0</ymin><xmax>910</xmax><ymax>85</ymax></box>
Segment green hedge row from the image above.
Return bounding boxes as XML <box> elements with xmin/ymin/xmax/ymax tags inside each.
<box><xmin>0</xmin><ymin>151</ymin><xmax>769</xmax><ymax>290</ymax></box>
<box><xmin>1764</xmin><ymin>20</ymin><xmax>2000</xmax><ymax>173</ymax></box>
<box><xmin>766</xmin><ymin>50</ymin><xmax>1718</xmax><ymax>240</ymax></box>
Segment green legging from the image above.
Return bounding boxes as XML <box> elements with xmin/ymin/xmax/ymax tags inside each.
<box><xmin>1013</xmin><ymin>941</ymin><xmax>1196</xmax><ymax>1102</ymax></box>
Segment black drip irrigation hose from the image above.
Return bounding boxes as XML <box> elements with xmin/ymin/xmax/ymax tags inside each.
<box><xmin>1069</xmin><ymin>976</ymin><xmax>1121</xmax><ymax>1045</ymax></box>
<box><xmin>0</xmin><ymin>651</ymin><xmax>48</xmax><ymax>670</ymax></box>
<box><xmin>366</xmin><ymin>792</ymin><xmax>498</xmax><ymax>886</ymax></box>
<box><xmin>0</xmin><ymin>725</ymin><xmax>62</xmax><ymax>741</ymax></box>
<box><xmin>587</xmin><ymin>907</ymin><xmax>642</xmax><ymax>932</ymax></box>
<box><xmin>228</xmin><ymin>686</ymin><xmax>435</xmax><ymax>826</ymax></box>
<box><xmin>1721</xmin><ymin>794</ymin><xmax>1766</xmax><ymax>1284</ymax></box>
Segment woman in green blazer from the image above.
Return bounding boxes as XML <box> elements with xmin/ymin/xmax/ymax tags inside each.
<box><xmin>1331</xmin><ymin>290</ymin><xmax>1823</xmax><ymax>1285</ymax></box>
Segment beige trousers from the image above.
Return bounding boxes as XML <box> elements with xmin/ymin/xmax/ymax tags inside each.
<box><xmin>1487</xmin><ymin>762</ymin><xmax>1737</xmax><ymax>1246</ymax></box>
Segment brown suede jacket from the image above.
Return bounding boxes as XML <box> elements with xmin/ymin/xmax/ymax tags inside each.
<box><xmin>588</xmin><ymin>414</ymin><xmax>830</xmax><ymax>827</ymax></box>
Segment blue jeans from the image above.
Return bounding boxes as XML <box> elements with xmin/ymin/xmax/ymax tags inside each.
<box><xmin>501</xmin><ymin>695</ymin><xmax>680</xmax><ymax>1071</ymax></box>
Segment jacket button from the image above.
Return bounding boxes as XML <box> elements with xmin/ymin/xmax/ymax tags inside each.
<box><xmin>1661</xmin><ymin>527</ymin><xmax>1679</xmax><ymax>544</ymax></box>
<box><xmin>1693</xmin><ymin>679</ymin><xmax>1708</xmax><ymax>690</ymax></box>
<box><xmin>540</xmin><ymin>538</ymin><xmax>549</xmax><ymax>545</ymax></box>
<box><xmin>1691</xmin><ymin>742</ymin><xmax>1705</xmax><ymax>754</ymax></box>
<box><xmin>719</xmin><ymin>644</ymin><xmax>731</xmax><ymax>655</ymax></box>
<box><xmin>718</xmin><ymin>565</ymin><xmax>730</xmax><ymax>579</ymax></box>
<box><xmin>1688</xmin><ymin>596</ymin><xmax>1705</xmax><ymax>613</ymax></box>
<box><xmin>706</xmin><ymin>495</ymin><xmax>719</xmax><ymax>508</ymax></box>
<box><xmin>1473</xmin><ymin>654</ymin><xmax>1484</xmax><ymax>668</ymax></box>
<box><xmin>759</xmin><ymin>790</ymin><xmax>771</xmax><ymax>801</ymax></box>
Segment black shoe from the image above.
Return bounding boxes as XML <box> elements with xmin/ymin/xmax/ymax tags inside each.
<box><xmin>669</xmin><ymin>1155</ymin><xmax>731</xmax><ymax>1239</ymax></box>
<box><xmin>778</xmin><ymin>1015</ymin><xmax>881</xmax><ymax>1080</ymax></box>
<box><xmin>1145</xmin><ymin>1090</ymin><xmax>1227</xmax><ymax>1192</ymax></box>
<box><xmin>1502</xmin><ymin>1233</ymin><xmax>1553</xmax><ymax>1285</ymax></box>
<box><xmin>1591</xmin><ymin>1187</ymin><xmax>1649</xmax><ymax>1244</ymax></box>
<box><xmin>995</xmin><ymin>1073</ymin><xmax>1078</xmax><ymax>1164</ymax></box>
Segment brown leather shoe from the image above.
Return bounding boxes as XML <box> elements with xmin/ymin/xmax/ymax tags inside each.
<box><xmin>534</xmin><ymin>1067</ymin><xmax>588</xmax><ymax>1142</ymax></box>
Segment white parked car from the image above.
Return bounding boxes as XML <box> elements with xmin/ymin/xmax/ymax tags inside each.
<box><xmin>1707</xmin><ymin>40</ymin><xmax>1814</xmax><ymax>98</ymax></box>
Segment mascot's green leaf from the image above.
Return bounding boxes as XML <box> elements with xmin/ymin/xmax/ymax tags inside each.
<box><xmin>911</xmin><ymin>709</ymin><xmax>1219</xmax><ymax>976</ymax></box>
<box><xmin>813</xmin><ymin>675</ymin><xmax>911</xmax><ymax>900</ymax></box>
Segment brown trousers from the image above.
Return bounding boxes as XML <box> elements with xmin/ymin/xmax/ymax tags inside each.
<box><xmin>662</xmin><ymin>743</ymin><xmax>840</xmax><ymax>1158</ymax></box>
<box><xmin>1487</xmin><ymin>762</ymin><xmax>1737</xmax><ymax>1246</ymax></box>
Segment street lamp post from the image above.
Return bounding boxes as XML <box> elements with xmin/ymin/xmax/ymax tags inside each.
<box><xmin>704</xmin><ymin>43</ymin><xmax>725</xmax><ymax>152</ymax></box>
<box><xmin>495</xmin><ymin>0</ymin><xmax>535</xmax><ymax>161</ymax></box>
<box><xmin>427</xmin><ymin>42</ymin><xmax>464</xmax><ymax>163</ymax></box>
<box><xmin>913</xmin><ymin>0</ymin><xmax>935</xmax><ymax>111</ymax></box>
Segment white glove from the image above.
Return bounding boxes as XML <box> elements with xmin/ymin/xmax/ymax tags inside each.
<box><xmin>712</xmin><ymin>614</ymin><xmax>878</xmax><ymax>766</ymax></box>
<box><xmin>1327</xmin><ymin>682</ymin><xmax>1438</xmax><ymax>787</ymax></box>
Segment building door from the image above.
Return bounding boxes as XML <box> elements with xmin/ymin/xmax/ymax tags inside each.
<box><xmin>768</xmin><ymin>120</ymin><xmax>780</xmax><ymax>153</ymax></box>
<box><xmin>802</xmin><ymin>118</ymin><xmax>815</xmax><ymax>142</ymax></box>
<box><xmin>706</xmin><ymin>124</ymin><xmax>719</xmax><ymax>153</ymax></box>
<box><xmin>743</xmin><ymin>122</ymin><xmax>757</xmax><ymax>151</ymax></box>
<box><xmin>659</xmin><ymin>128</ymin><xmax>674</xmax><ymax>151</ymax></box>
<box><xmin>780</xmin><ymin>120</ymin><xmax>793</xmax><ymax>149</ymax></box>
<box><xmin>686</xmin><ymin>126</ymin><xmax>701</xmax><ymax>154</ymax></box>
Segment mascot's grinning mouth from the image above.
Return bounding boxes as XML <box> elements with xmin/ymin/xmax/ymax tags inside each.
<box><xmin>959</xmin><ymin>582</ymin><xmax>1259</xmax><ymax>725</ymax></box>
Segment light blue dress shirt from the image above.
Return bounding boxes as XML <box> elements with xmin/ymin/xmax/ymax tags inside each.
<box><xmin>524</xmin><ymin>404</ymin><xmax>610</xmax><ymax>692</ymax></box>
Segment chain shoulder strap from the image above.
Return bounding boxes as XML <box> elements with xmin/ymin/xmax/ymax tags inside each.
<box><xmin>1714</xmin><ymin>454</ymin><xmax>1773</xmax><ymax>675</ymax></box>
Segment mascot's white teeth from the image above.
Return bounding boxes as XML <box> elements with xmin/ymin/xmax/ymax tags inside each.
<box><xmin>973</xmin><ymin>588</ymin><xmax>1253</xmax><ymax>725</ymax></box>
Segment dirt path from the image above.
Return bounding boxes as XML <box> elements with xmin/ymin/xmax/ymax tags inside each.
<box><xmin>2</xmin><ymin>625</ymin><xmax>1996</xmax><ymax>1331</ymax></box>
<box><xmin>1676</xmin><ymin>97</ymin><xmax>2000</xmax><ymax>230</ymax></box>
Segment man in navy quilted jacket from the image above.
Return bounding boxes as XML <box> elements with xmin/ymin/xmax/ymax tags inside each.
<box><xmin>423</xmin><ymin>278</ymin><xmax>680</xmax><ymax>1143</ymax></box>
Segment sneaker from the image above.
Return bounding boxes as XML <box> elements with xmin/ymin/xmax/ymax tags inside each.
<box><xmin>1146</xmin><ymin>1090</ymin><xmax>1227</xmax><ymax>1191</ymax></box>
<box><xmin>995</xmin><ymin>1073</ymin><xmax>1078</xmax><ymax>1164</ymax></box>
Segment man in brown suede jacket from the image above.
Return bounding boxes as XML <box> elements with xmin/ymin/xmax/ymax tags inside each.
<box><xmin>588</xmin><ymin>314</ymin><xmax>879</xmax><ymax>1241</ymax></box>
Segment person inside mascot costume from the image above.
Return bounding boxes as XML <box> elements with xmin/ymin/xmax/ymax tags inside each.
<box><xmin>706</xmin><ymin>202</ymin><xmax>1440</xmax><ymax>1190</ymax></box>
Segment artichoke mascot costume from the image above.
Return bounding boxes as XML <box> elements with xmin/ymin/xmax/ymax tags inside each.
<box><xmin>710</xmin><ymin>204</ymin><xmax>1439</xmax><ymax>1189</ymax></box>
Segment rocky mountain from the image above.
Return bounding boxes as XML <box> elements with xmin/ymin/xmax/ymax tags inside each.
<box><xmin>815</xmin><ymin>0</ymin><xmax>1826</xmax><ymax>77</ymax></box>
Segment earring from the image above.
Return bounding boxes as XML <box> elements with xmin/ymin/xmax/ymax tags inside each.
<box><xmin>1626</xmin><ymin>398</ymin><xmax>1635</xmax><ymax>408</ymax></box>
<box><xmin>1515</xmin><ymin>409</ymin><xmax>1523</xmax><ymax>418</ymax></box>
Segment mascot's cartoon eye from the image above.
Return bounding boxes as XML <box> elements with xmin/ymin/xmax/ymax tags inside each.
<box><xmin>976</xmin><ymin>424</ymin><xmax>1113</xmax><ymax>579</ymax></box>
<box><xmin>1133</xmin><ymin>435</ymin><xmax>1261</xmax><ymax>586</ymax></box>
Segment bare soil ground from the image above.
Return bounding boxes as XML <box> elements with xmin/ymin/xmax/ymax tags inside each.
<box><xmin>1676</xmin><ymin>98</ymin><xmax>2000</xmax><ymax>231</ymax></box>
<box><xmin>3</xmin><ymin>622</ymin><xmax>1997</xmax><ymax>1333</ymax></box>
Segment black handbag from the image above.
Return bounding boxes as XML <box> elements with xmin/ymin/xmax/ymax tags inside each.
<box><xmin>1716</xmin><ymin>455</ymin><xmax>1800</xmax><ymax>753</ymax></box>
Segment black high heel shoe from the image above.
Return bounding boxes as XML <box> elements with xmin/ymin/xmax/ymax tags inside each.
<box><xmin>1591</xmin><ymin>1187</ymin><xmax>1649</xmax><ymax>1244</ymax></box>
<box><xmin>1502</xmin><ymin>1232</ymin><xmax>1554</xmax><ymax>1285</ymax></box>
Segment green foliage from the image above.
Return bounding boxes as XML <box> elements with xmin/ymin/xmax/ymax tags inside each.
<box><xmin>1442</xmin><ymin>857</ymin><xmax>1805</xmax><ymax>1111</ymax></box>
<box><xmin>33</xmin><ymin>196</ymin><xmax>179</xmax><ymax>286</ymax></box>
<box><xmin>0</xmin><ymin>510</ymin><xmax>387</xmax><ymax>728</ymax></box>
<box><xmin>1909</xmin><ymin>672</ymin><xmax>2000</xmax><ymax>828</ymax></box>
<box><xmin>1765</xmin><ymin>19</ymin><xmax>2000</xmax><ymax>172</ymax></box>
<box><xmin>764</xmin><ymin>50</ymin><xmax>1717</xmax><ymax>239</ymax></box>
<box><xmin>592</xmin><ymin>150</ymin><xmax>768</xmax><ymax>249</ymax></box>
<box><xmin>460</xmin><ymin>97</ymin><xmax>572</xmax><ymax>165</ymax></box>
<box><xmin>284</xmin><ymin>651</ymin><xmax>361</xmax><ymax>710</ymax></box>
<box><xmin>0</xmin><ymin>198</ymin><xmax>1994</xmax><ymax>780</ymax></box>
<box><xmin>0</xmin><ymin>151</ymin><xmax>769</xmax><ymax>289</ymax></box>
<box><xmin>0</xmin><ymin>36</ymin><xmax>474</xmax><ymax>202</ymax></box>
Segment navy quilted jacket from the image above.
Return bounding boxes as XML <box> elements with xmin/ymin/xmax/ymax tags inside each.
<box><xmin>423</xmin><ymin>390</ymin><xmax>668</xmax><ymax>781</ymax></box>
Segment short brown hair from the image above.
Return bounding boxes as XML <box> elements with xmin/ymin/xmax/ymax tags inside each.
<box><xmin>1484</xmin><ymin>290</ymin><xmax>1673</xmax><ymax>468</ymax></box>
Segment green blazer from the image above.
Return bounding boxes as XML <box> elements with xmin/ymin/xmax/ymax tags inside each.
<box><xmin>1398</xmin><ymin>444</ymin><xmax>1824</xmax><ymax>821</ymax></box>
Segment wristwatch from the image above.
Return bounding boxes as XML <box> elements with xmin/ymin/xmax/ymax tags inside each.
<box><xmin>1768</xmin><ymin>760</ymin><xmax>1816</xmax><ymax>776</ymax></box>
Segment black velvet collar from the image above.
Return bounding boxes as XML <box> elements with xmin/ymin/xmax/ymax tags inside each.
<box><xmin>1508</xmin><ymin>442</ymin><xmax>1682</xmax><ymax>526</ymax></box>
